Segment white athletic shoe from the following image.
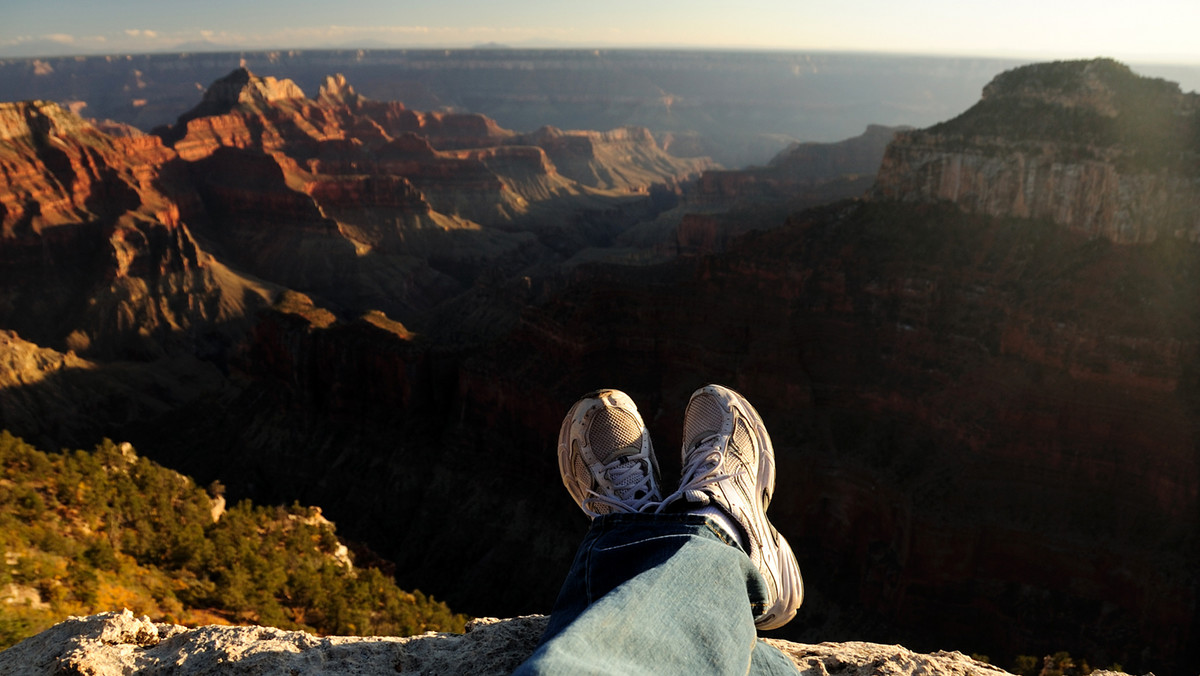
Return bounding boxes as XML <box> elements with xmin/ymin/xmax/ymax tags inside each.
<box><xmin>667</xmin><ymin>384</ymin><xmax>804</xmax><ymax>630</ymax></box>
<box><xmin>558</xmin><ymin>389</ymin><xmax>662</xmax><ymax>518</ymax></box>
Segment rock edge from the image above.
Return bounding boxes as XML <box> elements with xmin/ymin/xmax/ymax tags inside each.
<box><xmin>0</xmin><ymin>609</ymin><xmax>1040</xmax><ymax>675</ymax></box>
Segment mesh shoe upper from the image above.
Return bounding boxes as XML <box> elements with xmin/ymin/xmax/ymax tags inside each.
<box><xmin>558</xmin><ymin>389</ymin><xmax>662</xmax><ymax>518</ymax></box>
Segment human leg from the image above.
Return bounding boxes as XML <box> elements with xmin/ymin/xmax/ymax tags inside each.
<box><xmin>661</xmin><ymin>384</ymin><xmax>804</xmax><ymax>629</ymax></box>
<box><xmin>514</xmin><ymin>386</ymin><xmax>802</xmax><ymax>675</ymax></box>
<box><xmin>515</xmin><ymin>512</ymin><xmax>788</xmax><ymax>675</ymax></box>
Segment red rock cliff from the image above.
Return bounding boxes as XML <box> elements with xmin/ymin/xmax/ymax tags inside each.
<box><xmin>0</xmin><ymin>100</ymin><xmax>267</xmax><ymax>357</ymax></box>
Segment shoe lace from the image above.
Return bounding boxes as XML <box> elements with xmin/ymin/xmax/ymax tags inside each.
<box><xmin>656</xmin><ymin>433</ymin><xmax>737</xmax><ymax>512</ymax></box>
<box><xmin>581</xmin><ymin>453</ymin><xmax>660</xmax><ymax>518</ymax></box>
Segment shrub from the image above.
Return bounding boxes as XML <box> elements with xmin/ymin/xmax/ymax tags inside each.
<box><xmin>0</xmin><ymin>431</ymin><xmax>467</xmax><ymax>649</ymax></box>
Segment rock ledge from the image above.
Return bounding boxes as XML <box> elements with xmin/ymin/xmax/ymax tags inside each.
<box><xmin>0</xmin><ymin>610</ymin><xmax>1032</xmax><ymax>675</ymax></box>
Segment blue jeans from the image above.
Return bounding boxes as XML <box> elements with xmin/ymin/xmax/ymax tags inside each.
<box><xmin>513</xmin><ymin>513</ymin><xmax>800</xmax><ymax>675</ymax></box>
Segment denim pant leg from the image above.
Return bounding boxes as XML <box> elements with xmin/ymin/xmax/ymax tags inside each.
<box><xmin>513</xmin><ymin>513</ymin><xmax>799</xmax><ymax>676</ymax></box>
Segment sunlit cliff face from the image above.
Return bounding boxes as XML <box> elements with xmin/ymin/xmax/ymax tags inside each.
<box><xmin>874</xmin><ymin>59</ymin><xmax>1200</xmax><ymax>243</ymax></box>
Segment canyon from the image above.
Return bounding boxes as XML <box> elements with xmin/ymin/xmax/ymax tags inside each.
<box><xmin>0</xmin><ymin>56</ymin><xmax>1197</xmax><ymax>674</ymax></box>
<box><xmin>0</xmin><ymin>49</ymin><xmax>1042</xmax><ymax>168</ymax></box>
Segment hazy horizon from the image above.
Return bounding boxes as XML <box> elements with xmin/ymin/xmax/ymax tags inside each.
<box><xmin>3</xmin><ymin>0</ymin><xmax>1199</xmax><ymax>65</ymax></box>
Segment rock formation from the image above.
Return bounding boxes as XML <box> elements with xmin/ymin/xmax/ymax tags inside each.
<box><xmin>690</xmin><ymin>125</ymin><xmax>903</xmax><ymax>205</ymax></box>
<box><xmin>770</xmin><ymin>124</ymin><xmax>913</xmax><ymax>179</ymax></box>
<box><xmin>0</xmin><ymin>98</ymin><xmax>272</xmax><ymax>359</ymax></box>
<box><xmin>155</xmin><ymin>68</ymin><xmax>707</xmax><ymax>325</ymax></box>
<box><xmin>0</xmin><ymin>65</ymin><xmax>708</xmax><ymax>352</ymax></box>
<box><xmin>663</xmin><ymin>125</ymin><xmax>902</xmax><ymax>255</ymax></box>
<box><xmin>0</xmin><ymin>611</ymin><xmax>1021</xmax><ymax>676</ymax></box>
<box><xmin>873</xmin><ymin>59</ymin><xmax>1200</xmax><ymax>242</ymax></box>
<box><xmin>519</xmin><ymin>124</ymin><xmax>701</xmax><ymax>192</ymax></box>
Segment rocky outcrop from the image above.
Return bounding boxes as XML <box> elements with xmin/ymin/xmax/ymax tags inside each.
<box><xmin>769</xmin><ymin>124</ymin><xmax>912</xmax><ymax>180</ymax></box>
<box><xmin>872</xmin><ymin>59</ymin><xmax>1200</xmax><ymax>242</ymax></box>
<box><xmin>148</xmin><ymin>68</ymin><xmax>704</xmax><ymax>324</ymax></box>
<box><xmin>682</xmin><ymin>137</ymin><xmax>882</xmax><ymax>208</ymax></box>
<box><xmin>0</xmin><ymin>101</ymin><xmax>170</xmax><ymax>233</ymax></box>
<box><xmin>0</xmin><ymin>99</ymin><xmax>271</xmax><ymax>358</ymax></box>
<box><xmin>164</xmin><ymin>69</ymin><xmax>707</xmax><ymax>200</ymax></box>
<box><xmin>192</xmin><ymin>67</ymin><xmax>306</xmax><ymax>114</ymax></box>
<box><xmin>654</xmin><ymin>125</ymin><xmax>897</xmax><ymax>256</ymax></box>
<box><xmin>0</xmin><ymin>98</ymin><xmax>92</xmax><ymax>141</ymax></box>
<box><xmin>367</xmin><ymin>106</ymin><xmax>515</xmax><ymax>150</ymax></box>
<box><xmin>519</xmin><ymin>125</ymin><xmax>712</xmax><ymax>192</ymax></box>
<box><xmin>0</xmin><ymin>611</ymin><xmax>1018</xmax><ymax>676</ymax></box>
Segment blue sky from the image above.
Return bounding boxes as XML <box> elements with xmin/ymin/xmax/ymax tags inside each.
<box><xmin>2</xmin><ymin>0</ymin><xmax>1199</xmax><ymax>63</ymax></box>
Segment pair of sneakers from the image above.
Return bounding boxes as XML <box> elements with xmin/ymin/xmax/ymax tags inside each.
<box><xmin>557</xmin><ymin>384</ymin><xmax>803</xmax><ymax>630</ymax></box>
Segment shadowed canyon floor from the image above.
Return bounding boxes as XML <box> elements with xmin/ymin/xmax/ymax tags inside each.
<box><xmin>0</xmin><ymin>57</ymin><xmax>1198</xmax><ymax>673</ymax></box>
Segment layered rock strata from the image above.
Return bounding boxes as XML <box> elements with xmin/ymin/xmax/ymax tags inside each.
<box><xmin>0</xmin><ymin>99</ymin><xmax>271</xmax><ymax>358</ymax></box>
<box><xmin>154</xmin><ymin>68</ymin><xmax>707</xmax><ymax>323</ymax></box>
<box><xmin>873</xmin><ymin>59</ymin><xmax>1200</xmax><ymax>242</ymax></box>
<box><xmin>0</xmin><ymin>65</ymin><xmax>709</xmax><ymax>354</ymax></box>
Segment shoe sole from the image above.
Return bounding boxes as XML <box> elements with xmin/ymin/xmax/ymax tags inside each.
<box><xmin>689</xmin><ymin>384</ymin><xmax>803</xmax><ymax>630</ymax></box>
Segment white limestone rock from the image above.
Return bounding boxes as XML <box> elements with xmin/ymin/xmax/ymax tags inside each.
<box><xmin>1</xmin><ymin>609</ymin><xmax>1122</xmax><ymax>676</ymax></box>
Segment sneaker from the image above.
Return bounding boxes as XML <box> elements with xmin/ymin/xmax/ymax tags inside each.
<box><xmin>667</xmin><ymin>384</ymin><xmax>803</xmax><ymax>630</ymax></box>
<box><xmin>558</xmin><ymin>389</ymin><xmax>662</xmax><ymax>518</ymax></box>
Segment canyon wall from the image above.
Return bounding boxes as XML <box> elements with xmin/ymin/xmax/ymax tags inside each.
<box><xmin>873</xmin><ymin>59</ymin><xmax>1200</xmax><ymax>243</ymax></box>
<box><xmin>0</xmin><ymin>99</ymin><xmax>271</xmax><ymax>359</ymax></box>
<box><xmin>445</xmin><ymin>196</ymin><xmax>1198</xmax><ymax>670</ymax></box>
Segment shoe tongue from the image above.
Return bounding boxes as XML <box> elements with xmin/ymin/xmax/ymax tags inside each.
<box><xmin>608</xmin><ymin>454</ymin><xmax>644</xmax><ymax>489</ymax></box>
<box><xmin>605</xmin><ymin>446</ymin><xmax>640</xmax><ymax>463</ymax></box>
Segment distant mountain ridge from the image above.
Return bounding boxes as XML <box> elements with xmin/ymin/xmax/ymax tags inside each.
<box><xmin>0</xmin><ymin>49</ymin><xmax>1044</xmax><ymax>166</ymax></box>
